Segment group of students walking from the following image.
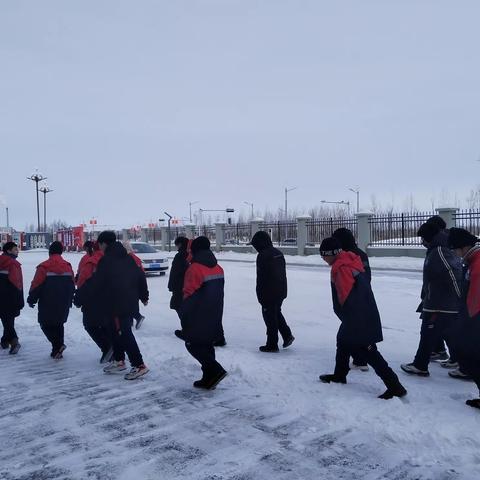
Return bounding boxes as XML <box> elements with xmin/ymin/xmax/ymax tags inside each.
<box><xmin>0</xmin><ymin>218</ymin><xmax>479</xmax><ymax>409</ymax></box>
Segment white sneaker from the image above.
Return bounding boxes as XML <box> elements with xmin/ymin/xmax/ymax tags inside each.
<box><xmin>400</xmin><ymin>363</ymin><xmax>430</xmax><ymax>377</ymax></box>
<box><xmin>124</xmin><ymin>365</ymin><xmax>149</xmax><ymax>380</ymax></box>
<box><xmin>103</xmin><ymin>360</ymin><xmax>127</xmax><ymax>374</ymax></box>
<box><xmin>440</xmin><ymin>360</ymin><xmax>459</xmax><ymax>369</ymax></box>
<box><xmin>350</xmin><ymin>363</ymin><xmax>369</xmax><ymax>372</ymax></box>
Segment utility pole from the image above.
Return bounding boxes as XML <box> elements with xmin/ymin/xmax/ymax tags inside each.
<box><xmin>27</xmin><ymin>170</ymin><xmax>47</xmax><ymax>231</ymax></box>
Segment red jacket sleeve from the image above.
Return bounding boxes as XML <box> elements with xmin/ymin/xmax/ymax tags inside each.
<box><xmin>183</xmin><ymin>264</ymin><xmax>204</xmax><ymax>299</ymax></box>
<box><xmin>77</xmin><ymin>261</ymin><xmax>95</xmax><ymax>288</ymax></box>
<box><xmin>333</xmin><ymin>265</ymin><xmax>355</xmax><ymax>306</ymax></box>
<box><xmin>467</xmin><ymin>266</ymin><xmax>480</xmax><ymax>318</ymax></box>
<box><xmin>9</xmin><ymin>261</ymin><xmax>23</xmax><ymax>291</ymax></box>
<box><xmin>29</xmin><ymin>265</ymin><xmax>47</xmax><ymax>292</ymax></box>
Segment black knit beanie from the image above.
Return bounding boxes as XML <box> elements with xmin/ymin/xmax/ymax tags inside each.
<box><xmin>319</xmin><ymin>237</ymin><xmax>342</xmax><ymax>256</ymax></box>
<box><xmin>448</xmin><ymin>228</ymin><xmax>478</xmax><ymax>249</ymax></box>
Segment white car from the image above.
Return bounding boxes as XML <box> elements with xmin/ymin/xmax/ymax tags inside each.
<box><xmin>130</xmin><ymin>242</ymin><xmax>169</xmax><ymax>275</ymax></box>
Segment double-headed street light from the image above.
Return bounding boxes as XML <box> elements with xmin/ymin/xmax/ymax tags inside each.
<box><xmin>39</xmin><ymin>183</ymin><xmax>53</xmax><ymax>232</ymax></box>
<box><xmin>27</xmin><ymin>169</ymin><xmax>47</xmax><ymax>231</ymax></box>
<box><xmin>321</xmin><ymin>199</ymin><xmax>350</xmax><ymax>214</ymax></box>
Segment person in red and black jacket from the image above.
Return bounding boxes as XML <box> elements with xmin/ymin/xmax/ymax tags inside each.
<box><xmin>75</xmin><ymin>231</ymin><xmax>149</xmax><ymax>381</ymax></box>
<box><xmin>0</xmin><ymin>242</ymin><xmax>24</xmax><ymax>354</ymax></box>
<box><xmin>74</xmin><ymin>241</ymin><xmax>112</xmax><ymax>363</ymax></box>
<box><xmin>319</xmin><ymin>237</ymin><xmax>407</xmax><ymax>400</ymax></box>
<box><xmin>179</xmin><ymin>236</ymin><xmax>227</xmax><ymax>389</ymax></box>
<box><xmin>122</xmin><ymin>240</ymin><xmax>146</xmax><ymax>330</ymax></box>
<box><xmin>27</xmin><ymin>241</ymin><xmax>75</xmax><ymax>359</ymax></box>
<box><xmin>448</xmin><ymin>228</ymin><xmax>480</xmax><ymax>410</ymax></box>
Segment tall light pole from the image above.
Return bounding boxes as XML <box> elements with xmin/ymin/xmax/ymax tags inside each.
<box><xmin>285</xmin><ymin>186</ymin><xmax>297</xmax><ymax>220</ymax></box>
<box><xmin>164</xmin><ymin>211</ymin><xmax>173</xmax><ymax>252</ymax></box>
<box><xmin>189</xmin><ymin>201</ymin><xmax>199</xmax><ymax>222</ymax></box>
<box><xmin>39</xmin><ymin>183</ymin><xmax>53</xmax><ymax>232</ymax></box>
<box><xmin>27</xmin><ymin>169</ymin><xmax>46</xmax><ymax>231</ymax></box>
<box><xmin>349</xmin><ymin>187</ymin><xmax>360</xmax><ymax>213</ymax></box>
<box><xmin>244</xmin><ymin>201</ymin><xmax>254</xmax><ymax>220</ymax></box>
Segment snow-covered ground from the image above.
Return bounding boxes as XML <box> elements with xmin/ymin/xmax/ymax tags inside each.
<box><xmin>1</xmin><ymin>251</ymin><xmax>478</xmax><ymax>480</ymax></box>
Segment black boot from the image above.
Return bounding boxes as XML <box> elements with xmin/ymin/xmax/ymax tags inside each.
<box><xmin>319</xmin><ymin>374</ymin><xmax>347</xmax><ymax>384</ymax></box>
<box><xmin>466</xmin><ymin>398</ymin><xmax>480</xmax><ymax>410</ymax></box>
<box><xmin>379</xmin><ymin>374</ymin><xmax>407</xmax><ymax>400</ymax></box>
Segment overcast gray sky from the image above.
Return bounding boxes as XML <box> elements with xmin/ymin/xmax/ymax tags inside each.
<box><xmin>1</xmin><ymin>0</ymin><xmax>479</xmax><ymax>230</ymax></box>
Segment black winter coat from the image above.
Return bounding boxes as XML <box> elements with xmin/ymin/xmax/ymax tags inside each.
<box><xmin>251</xmin><ymin>231</ymin><xmax>287</xmax><ymax>306</ymax></box>
<box><xmin>417</xmin><ymin>231</ymin><xmax>462</xmax><ymax>315</ymax></box>
<box><xmin>75</xmin><ymin>242</ymin><xmax>148</xmax><ymax>319</ymax></box>
<box><xmin>330</xmin><ymin>251</ymin><xmax>383</xmax><ymax>347</ymax></box>
<box><xmin>349</xmin><ymin>247</ymin><xmax>371</xmax><ymax>283</ymax></box>
<box><xmin>179</xmin><ymin>249</ymin><xmax>224</xmax><ymax>344</ymax></box>
<box><xmin>168</xmin><ymin>247</ymin><xmax>189</xmax><ymax>310</ymax></box>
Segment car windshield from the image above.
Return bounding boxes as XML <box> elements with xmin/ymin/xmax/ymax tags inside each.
<box><xmin>131</xmin><ymin>243</ymin><xmax>158</xmax><ymax>253</ymax></box>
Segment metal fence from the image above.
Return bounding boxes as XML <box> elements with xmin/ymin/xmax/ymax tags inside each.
<box><xmin>224</xmin><ymin>223</ymin><xmax>252</xmax><ymax>245</ymax></box>
<box><xmin>369</xmin><ymin>212</ymin><xmax>434</xmax><ymax>246</ymax></box>
<box><xmin>197</xmin><ymin>225</ymin><xmax>217</xmax><ymax>243</ymax></box>
<box><xmin>307</xmin><ymin>217</ymin><xmax>357</xmax><ymax>245</ymax></box>
<box><xmin>454</xmin><ymin>209</ymin><xmax>480</xmax><ymax>237</ymax></box>
<box><xmin>259</xmin><ymin>222</ymin><xmax>297</xmax><ymax>245</ymax></box>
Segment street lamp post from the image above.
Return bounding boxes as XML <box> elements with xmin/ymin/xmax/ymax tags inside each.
<box><xmin>27</xmin><ymin>170</ymin><xmax>46</xmax><ymax>231</ymax></box>
<box><xmin>164</xmin><ymin>211</ymin><xmax>173</xmax><ymax>252</ymax></box>
<box><xmin>284</xmin><ymin>186</ymin><xmax>297</xmax><ymax>220</ymax></box>
<box><xmin>348</xmin><ymin>187</ymin><xmax>360</xmax><ymax>213</ymax></box>
<box><xmin>39</xmin><ymin>183</ymin><xmax>53</xmax><ymax>232</ymax></box>
<box><xmin>189</xmin><ymin>201</ymin><xmax>199</xmax><ymax>222</ymax></box>
<box><xmin>244</xmin><ymin>201</ymin><xmax>254</xmax><ymax>220</ymax></box>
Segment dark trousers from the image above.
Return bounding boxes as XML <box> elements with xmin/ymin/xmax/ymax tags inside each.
<box><xmin>262</xmin><ymin>302</ymin><xmax>292</xmax><ymax>347</ymax></box>
<box><xmin>413</xmin><ymin>313</ymin><xmax>458</xmax><ymax>370</ymax></box>
<box><xmin>186</xmin><ymin>342</ymin><xmax>224</xmax><ymax>378</ymax></box>
<box><xmin>83</xmin><ymin>318</ymin><xmax>111</xmax><ymax>354</ymax></box>
<box><xmin>1</xmin><ymin>315</ymin><xmax>18</xmax><ymax>344</ymax></box>
<box><xmin>40</xmin><ymin>324</ymin><xmax>64</xmax><ymax>352</ymax></box>
<box><xmin>110</xmin><ymin>316</ymin><xmax>143</xmax><ymax>367</ymax></box>
<box><xmin>334</xmin><ymin>342</ymin><xmax>400</xmax><ymax>388</ymax></box>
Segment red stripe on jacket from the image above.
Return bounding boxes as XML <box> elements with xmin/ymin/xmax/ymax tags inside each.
<box><xmin>183</xmin><ymin>263</ymin><xmax>224</xmax><ymax>299</ymax></box>
<box><xmin>0</xmin><ymin>254</ymin><xmax>23</xmax><ymax>291</ymax></box>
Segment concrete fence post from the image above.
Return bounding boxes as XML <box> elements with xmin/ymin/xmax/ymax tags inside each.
<box><xmin>250</xmin><ymin>218</ymin><xmax>265</xmax><ymax>237</ymax></box>
<box><xmin>215</xmin><ymin>222</ymin><xmax>226</xmax><ymax>253</ymax></box>
<box><xmin>296</xmin><ymin>215</ymin><xmax>312</xmax><ymax>256</ymax></box>
<box><xmin>436</xmin><ymin>207</ymin><xmax>459</xmax><ymax>229</ymax></box>
<box><xmin>140</xmin><ymin>228</ymin><xmax>148</xmax><ymax>242</ymax></box>
<box><xmin>184</xmin><ymin>223</ymin><xmax>196</xmax><ymax>239</ymax></box>
<box><xmin>121</xmin><ymin>229</ymin><xmax>130</xmax><ymax>242</ymax></box>
<box><xmin>356</xmin><ymin>212</ymin><xmax>373</xmax><ymax>251</ymax></box>
<box><xmin>161</xmin><ymin>226</ymin><xmax>169</xmax><ymax>251</ymax></box>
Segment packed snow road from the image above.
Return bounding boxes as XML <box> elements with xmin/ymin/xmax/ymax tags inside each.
<box><xmin>0</xmin><ymin>251</ymin><xmax>478</xmax><ymax>480</ymax></box>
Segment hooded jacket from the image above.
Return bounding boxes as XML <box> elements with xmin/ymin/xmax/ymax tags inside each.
<box><xmin>179</xmin><ymin>249</ymin><xmax>224</xmax><ymax>343</ymax></box>
<box><xmin>27</xmin><ymin>254</ymin><xmax>75</xmax><ymax>326</ymax></box>
<box><xmin>75</xmin><ymin>242</ymin><xmax>148</xmax><ymax>319</ymax></box>
<box><xmin>168</xmin><ymin>244</ymin><xmax>190</xmax><ymax>310</ymax></box>
<box><xmin>332</xmin><ymin>229</ymin><xmax>371</xmax><ymax>282</ymax></box>
<box><xmin>76</xmin><ymin>250</ymin><xmax>104</xmax><ymax>288</ymax></box>
<box><xmin>418</xmin><ymin>230</ymin><xmax>462</xmax><ymax>314</ymax></box>
<box><xmin>250</xmin><ymin>231</ymin><xmax>287</xmax><ymax>305</ymax></box>
<box><xmin>0</xmin><ymin>253</ymin><xmax>24</xmax><ymax>317</ymax></box>
<box><xmin>330</xmin><ymin>251</ymin><xmax>383</xmax><ymax>346</ymax></box>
